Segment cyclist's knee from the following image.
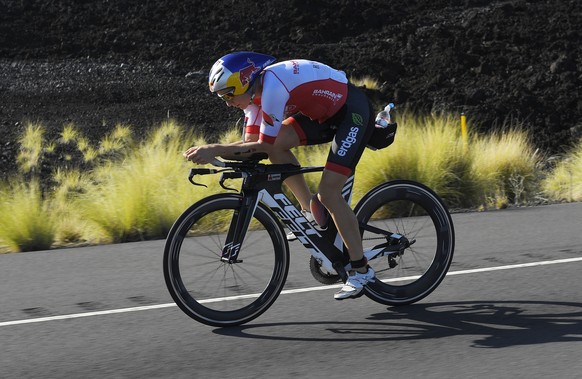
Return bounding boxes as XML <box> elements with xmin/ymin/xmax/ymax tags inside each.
<box><xmin>316</xmin><ymin>184</ymin><xmax>344</xmax><ymax>210</ymax></box>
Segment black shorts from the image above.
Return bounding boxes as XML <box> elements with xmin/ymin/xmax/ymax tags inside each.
<box><xmin>285</xmin><ymin>83</ymin><xmax>375</xmax><ymax>176</ymax></box>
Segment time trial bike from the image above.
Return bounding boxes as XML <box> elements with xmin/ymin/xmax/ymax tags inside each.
<box><xmin>163</xmin><ymin>152</ymin><xmax>455</xmax><ymax>327</ymax></box>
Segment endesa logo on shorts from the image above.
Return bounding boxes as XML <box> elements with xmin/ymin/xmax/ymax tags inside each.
<box><xmin>338</xmin><ymin>126</ymin><xmax>360</xmax><ymax>156</ymax></box>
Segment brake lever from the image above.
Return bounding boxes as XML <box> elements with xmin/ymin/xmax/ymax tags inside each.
<box><xmin>219</xmin><ymin>172</ymin><xmax>245</xmax><ymax>191</ymax></box>
<box><xmin>188</xmin><ymin>168</ymin><xmax>219</xmax><ymax>187</ymax></box>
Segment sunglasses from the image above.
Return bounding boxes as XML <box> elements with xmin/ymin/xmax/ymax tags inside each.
<box><xmin>217</xmin><ymin>89</ymin><xmax>235</xmax><ymax>101</ymax></box>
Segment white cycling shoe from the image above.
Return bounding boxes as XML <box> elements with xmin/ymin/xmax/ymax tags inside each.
<box><xmin>334</xmin><ymin>267</ymin><xmax>376</xmax><ymax>300</ymax></box>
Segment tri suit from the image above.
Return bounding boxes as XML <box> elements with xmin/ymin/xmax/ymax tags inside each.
<box><xmin>242</xmin><ymin>59</ymin><xmax>375</xmax><ymax>176</ymax></box>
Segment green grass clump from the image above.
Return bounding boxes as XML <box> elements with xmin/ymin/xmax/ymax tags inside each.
<box><xmin>542</xmin><ymin>139</ymin><xmax>582</xmax><ymax>201</ymax></box>
<box><xmin>467</xmin><ymin>129</ymin><xmax>540</xmax><ymax>208</ymax></box>
<box><xmin>75</xmin><ymin>121</ymin><xmax>211</xmax><ymax>243</ymax></box>
<box><xmin>357</xmin><ymin>112</ymin><xmax>467</xmax><ymax>206</ymax></box>
<box><xmin>17</xmin><ymin>122</ymin><xmax>45</xmax><ymax>173</ymax></box>
<box><xmin>60</xmin><ymin>123</ymin><xmax>79</xmax><ymax>143</ymax></box>
<box><xmin>1</xmin><ymin>120</ymin><xmax>218</xmax><ymax>250</ymax></box>
<box><xmin>50</xmin><ymin>169</ymin><xmax>96</xmax><ymax>244</ymax></box>
<box><xmin>218</xmin><ymin>124</ymin><xmax>245</xmax><ymax>143</ymax></box>
<box><xmin>0</xmin><ymin>181</ymin><xmax>57</xmax><ymax>252</ymax></box>
<box><xmin>356</xmin><ymin>112</ymin><xmax>540</xmax><ymax>209</ymax></box>
<box><xmin>350</xmin><ymin>76</ymin><xmax>381</xmax><ymax>90</ymax></box>
<box><xmin>0</xmin><ymin>113</ymin><xmax>562</xmax><ymax>253</ymax></box>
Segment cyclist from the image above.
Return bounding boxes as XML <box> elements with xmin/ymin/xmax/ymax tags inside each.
<box><xmin>184</xmin><ymin>51</ymin><xmax>377</xmax><ymax>300</ymax></box>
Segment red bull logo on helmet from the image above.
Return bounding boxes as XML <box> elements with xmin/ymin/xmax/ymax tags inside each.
<box><xmin>239</xmin><ymin>58</ymin><xmax>262</xmax><ymax>87</ymax></box>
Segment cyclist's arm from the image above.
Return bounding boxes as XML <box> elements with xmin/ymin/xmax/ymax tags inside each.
<box><xmin>183</xmin><ymin>140</ymin><xmax>274</xmax><ymax>164</ymax></box>
<box><xmin>244</xmin><ymin>131</ymin><xmax>259</xmax><ymax>143</ymax></box>
<box><xmin>244</xmin><ymin>104</ymin><xmax>261</xmax><ymax>142</ymax></box>
<box><xmin>257</xmin><ymin>70</ymin><xmax>289</xmax><ymax>144</ymax></box>
<box><xmin>184</xmin><ymin>101</ymin><xmax>264</xmax><ymax>163</ymax></box>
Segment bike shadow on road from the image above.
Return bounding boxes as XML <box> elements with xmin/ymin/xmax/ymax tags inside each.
<box><xmin>213</xmin><ymin>300</ymin><xmax>582</xmax><ymax>348</ymax></box>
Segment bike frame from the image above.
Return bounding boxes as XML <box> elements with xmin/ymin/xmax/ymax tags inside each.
<box><xmin>193</xmin><ymin>162</ymin><xmax>406</xmax><ymax>282</ymax></box>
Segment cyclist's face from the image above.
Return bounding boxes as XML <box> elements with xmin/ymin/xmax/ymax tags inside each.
<box><xmin>218</xmin><ymin>89</ymin><xmax>252</xmax><ymax>109</ymax></box>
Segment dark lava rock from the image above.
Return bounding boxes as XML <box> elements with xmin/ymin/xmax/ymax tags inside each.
<box><xmin>1</xmin><ymin>0</ymin><xmax>581</xmax><ymax>180</ymax></box>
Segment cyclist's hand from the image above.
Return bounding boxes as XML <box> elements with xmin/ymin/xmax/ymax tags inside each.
<box><xmin>184</xmin><ymin>145</ymin><xmax>217</xmax><ymax>165</ymax></box>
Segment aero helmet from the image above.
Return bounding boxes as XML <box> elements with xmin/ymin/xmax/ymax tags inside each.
<box><xmin>208</xmin><ymin>52</ymin><xmax>276</xmax><ymax>97</ymax></box>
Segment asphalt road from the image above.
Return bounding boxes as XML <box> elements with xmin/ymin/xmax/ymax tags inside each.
<box><xmin>1</xmin><ymin>202</ymin><xmax>582</xmax><ymax>378</ymax></box>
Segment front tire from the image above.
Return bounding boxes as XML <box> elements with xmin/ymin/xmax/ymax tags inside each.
<box><xmin>163</xmin><ymin>194</ymin><xmax>289</xmax><ymax>327</ymax></box>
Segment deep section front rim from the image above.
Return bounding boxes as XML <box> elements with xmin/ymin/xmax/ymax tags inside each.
<box><xmin>163</xmin><ymin>195</ymin><xmax>289</xmax><ymax>326</ymax></box>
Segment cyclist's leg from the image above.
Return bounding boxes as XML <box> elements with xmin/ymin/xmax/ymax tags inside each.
<box><xmin>271</xmin><ymin>116</ymin><xmax>336</xmax><ymax>212</ymax></box>
<box><xmin>267</xmin><ymin>121</ymin><xmax>312</xmax><ymax>211</ymax></box>
<box><xmin>322</xmin><ymin>85</ymin><xmax>376</xmax><ymax>299</ymax></box>
<box><xmin>318</xmin><ymin>169</ymin><xmax>363</xmax><ymax>259</ymax></box>
<box><xmin>321</xmin><ymin>83</ymin><xmax>375</xmax><ymax>256</ymax></box>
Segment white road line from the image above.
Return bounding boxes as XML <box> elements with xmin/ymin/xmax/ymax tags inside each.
<box><xmin>1</xmin><ymin>257</ymin><xmax>581</xmax><ymax>327</ymax></box>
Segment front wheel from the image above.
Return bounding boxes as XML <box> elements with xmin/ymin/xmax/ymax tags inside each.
<box><xmin>163</xmin><ymin>194</ymin><xmax>289</xmax><ymax>327</ymax></box>
<box><xmin>355</xmin><ymin>180</ymin><xmax>455</xmax><ymax>305</ymax></box>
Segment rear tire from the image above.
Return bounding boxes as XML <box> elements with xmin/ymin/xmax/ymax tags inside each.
<box><xmin>354</xmin><ymin>180</ymin><xmax>455</xmax><ymax>305</ymax></box>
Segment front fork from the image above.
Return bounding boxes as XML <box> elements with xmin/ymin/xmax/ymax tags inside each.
<box><xmin>220</xmin><ymin>191</ymin><xmax>261</xmax><ymax>263</ymax></box>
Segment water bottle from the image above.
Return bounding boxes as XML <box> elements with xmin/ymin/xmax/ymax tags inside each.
<box><xmin>375</xmin><ymin>103</ymin><xmax>395</xmax><ymax>128</ymax></box>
